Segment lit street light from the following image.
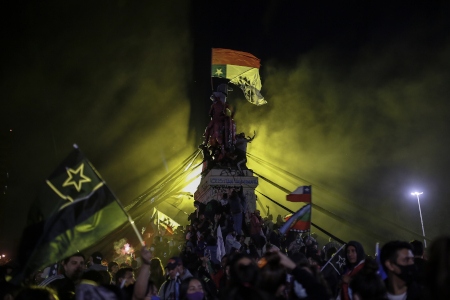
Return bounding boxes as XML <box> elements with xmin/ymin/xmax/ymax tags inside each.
<box><xmin>411</xmin><ymin>192</ymin><xmax>426</xmax><ymax>248</ymax></box>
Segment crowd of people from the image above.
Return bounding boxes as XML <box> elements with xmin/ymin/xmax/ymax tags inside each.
<box><xmin>1</xmin><ymin>188</ymin><xmax>450</xmax><ymax>300</ymax></box>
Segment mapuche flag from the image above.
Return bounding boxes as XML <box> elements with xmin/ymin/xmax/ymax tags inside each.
<box><xmin>280</xmin><ymin>203</ymin><xmax>311</xmax><ymax>234</ymax></box>
<box><xmin>286</xmin><ymin>185</ymin><xmax>312</xmax><ymax>202</ymax></box>
<box><xmin>211</xmin><ymin>48</ymin><xmax>267</xmax><ymax>106</ymax></box>
<box><xmin>17</xmin><ymin>146</ymin><xmax>128</xmax><ymax>278</ymax></box>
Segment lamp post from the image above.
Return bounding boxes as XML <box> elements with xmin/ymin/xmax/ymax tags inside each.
<box><xmin>411</xmin><ymin>192</ymin><xmax>426</xmax><ymax>248</ymax></box>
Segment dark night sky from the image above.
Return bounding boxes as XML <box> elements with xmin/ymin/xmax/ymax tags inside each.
<box><xmin>2</xmin><ymin>1</ymin><xmax>450</xmax><ymax>258</ymax></box>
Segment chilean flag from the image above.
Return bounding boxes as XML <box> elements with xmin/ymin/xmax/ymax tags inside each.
<box><xmin>286</xmin><ymin>186</ymin><xmax>312</xmax><ymax>202</ymax></box>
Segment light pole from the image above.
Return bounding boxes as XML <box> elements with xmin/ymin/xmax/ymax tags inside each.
<box><xmin>411</xmin><ymin>192</ymin><xmax>426</xmax><ymax>248</ymax></box>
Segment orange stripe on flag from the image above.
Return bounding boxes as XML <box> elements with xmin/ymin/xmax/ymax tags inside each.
<box><xmin>212</xmin><ymin>48</ymin><xmax>260</xmax><ymax>69</ymax></box>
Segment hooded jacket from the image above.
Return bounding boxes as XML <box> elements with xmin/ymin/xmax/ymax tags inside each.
<box><xmin>344</xmin><ymin>241</ymin><xmax>365</xmax><ymax>269</ymax></box>
<box><xmin>338</xmin><ymin>241</ymin><xmax>366</xmax><ymax>300</ymax></box>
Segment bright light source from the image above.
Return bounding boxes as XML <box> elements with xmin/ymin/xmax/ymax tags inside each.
<box><xmin>182</xmin><ymin>164</ymin><xmax>202</xmax><ymax>194</ymax></box>
<box><xmin>411</xmin><ymin>192</ymin><xmax>423</xmax><ymax>196</ymax></box>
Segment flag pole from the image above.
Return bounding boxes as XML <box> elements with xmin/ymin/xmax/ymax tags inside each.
<box><xmin>109</xmin><ymin>195</ymin><xmax>145</xmax><ymax>246</ymax></box>
<box><xmin>128</xmin><ymin>216</ymin><xmax>145</xmax><ymax>246</ymax></box>
<box><xmin>79</xmin><ymin>144</ymin><xmax>145</xmax><ymax>247</ymax></box>
<box><xmin>210</xmin><ymin>48</ymin><xmax>214</xmax><ymax>92</ymax></box>
<box><xmin>100</xmin><ymin>188</ymin><xmax>145</xmax><ymax>246</ymax></box>
<box><xmin>320</xmin><ymin>244</ymin><xmax>346</xmax><ymax>273</ymax></box>
<box><xmin>96</xmin><ymin>186</ymin><xmax>145</xmax><ymax>246</ymax></box>
<box><xmin>110</xmin><ymin>196</ymin><xmax>145</xmax><ymax>246</ymax></box>
<box><xmin>309</xmin><ymin>185</ymin><xmax>312</xmax><ymax>237</ymax></box>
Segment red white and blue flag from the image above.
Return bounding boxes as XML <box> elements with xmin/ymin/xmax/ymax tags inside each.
<box><xmin>286</xmin><ymin>185</ymin><xmax>312</xmax><ymax>202</ymax></box>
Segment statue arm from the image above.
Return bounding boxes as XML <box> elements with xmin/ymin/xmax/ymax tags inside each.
<box><xmin>246</xmin><ymin>131</ymin><xmax>256</xmax><ymax>143</ymax></box>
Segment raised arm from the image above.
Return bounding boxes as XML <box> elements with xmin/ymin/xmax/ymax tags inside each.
<box><xmin>133</xmin><ymin>247</ymin><xmax>152</xmax><ymax>300</ymax></box>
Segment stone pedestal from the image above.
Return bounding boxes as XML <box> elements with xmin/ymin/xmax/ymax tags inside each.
<box><xmin>194</xmin><ymin>168</ymin><xmax>258</xmax><ymax>213</ymax></box>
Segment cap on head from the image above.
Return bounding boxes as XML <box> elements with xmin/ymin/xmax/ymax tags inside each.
<box><xmin>91</xmin><ymin>251</ymin><xmax>103</xmax><ymax>264</ymax></box>
<box><xmin>165</xmin><ymin>257</ymin><xmax>182</xmax><ymax>270</ymax></box>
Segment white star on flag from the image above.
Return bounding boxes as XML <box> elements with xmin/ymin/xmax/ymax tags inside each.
<box><xmin>337</xmin><ymin>256</ymin><xmax>346</xmax><ymax>268</ymax></box>
<box><xmin>214</xmin><ymin>68</ymin><xmax>223</xmax><ymax>76</ymax></box>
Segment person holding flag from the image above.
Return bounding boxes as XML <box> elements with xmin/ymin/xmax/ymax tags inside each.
<box><xmin>337</xmin><ymin>241</ymin><xmax>367</xmax><ymax>300</ymax></box>
<box><xmin>202</xmin><ymin>83</ymin><xmax>233</xmax><ymax>156</ymax></box>
<box><xmin>204</xmin><ymin>48</ymin><xmax>267</xmax><ymax>165</ymax></box>
<box><xmin>211</xmin><ymin>48</ymin><xmax>266</xmax><ymax>106</ymax></box>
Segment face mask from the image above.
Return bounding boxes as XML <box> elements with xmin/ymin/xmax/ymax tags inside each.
<box><xmin>186</xmin><ymin>292</ymin><xmax>204</xmax><ymax>300</ymax></box>
<box><xmin>394</xmin><ymin>263</ymin><xmax>417</xmax><ymax>285</ymax></box>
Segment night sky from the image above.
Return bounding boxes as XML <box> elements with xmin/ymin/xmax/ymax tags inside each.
<box><xmin>2</xmin><ymin>1</ymin><xmax>450</xmax><ymax>259</ymax></box>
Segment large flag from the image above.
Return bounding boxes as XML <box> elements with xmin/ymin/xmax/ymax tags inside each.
<box><xmin>320</xmin><ymin>244</ymin><xmax>347</xmax><ymax>276</ymax></box>
<box><xmin>279</xmin><ymin>203</ymin><xmax>311</xmax><ymax>235</ymax></box>
<box><xmin>17</xmin><ymin>146</ymin><xmax>129</xmax><ymax>278</ymax></box>
<box><xmin>286</xmin><ymin>186</ymin><xmax>312</xmax><ymax>202</ymax></box>
<box><xmin>211</xmin><ymin>48</ymin><xmax>267</xmax><ymax>106</ymax></box>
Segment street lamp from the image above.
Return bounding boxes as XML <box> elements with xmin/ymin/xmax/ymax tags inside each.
<box><xmin>411</xmin><ymin>192</ymin><xmax>426</xmax><ymax>248</ymax></box>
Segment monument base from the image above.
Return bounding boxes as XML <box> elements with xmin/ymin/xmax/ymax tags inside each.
<box><xmin>194</xmin><ymin>168</ymin><xmax>258</xmax><ymax>213</ymax></box>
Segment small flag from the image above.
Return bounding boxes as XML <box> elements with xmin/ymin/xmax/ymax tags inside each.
<box><xmin>321</xmin><ymin>244</ymin><xmax>347</xmax><ymax>276</ymax></box>
<box><xmin>17</xmin><ymin>146</ymin><xmax>129</xmax><ymax>278</ymax></box>
<box><xmin>216</xmin><ymin>226</ymin><xmax>226</xmax><ymax>262</ymax></box>
<box><xmin>375</xmin><ymin>242</ymin><xmax>387</xmax><ymax>280</ymax></box>
<box><xmin>286</xmin><ymin>186</ymin><xmax>312</xmax><ymax>202</ymax></box>
<box><xmin>212</xmin><ymin>48</ymin><xmax>266</xmax><ymax>106</ymax></box>
<box><xmin>279</xmin><ymin>204</ymin><xmax>311</xmax><ymax>235</ymax></box>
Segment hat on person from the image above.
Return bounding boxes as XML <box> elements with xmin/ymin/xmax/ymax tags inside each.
<box><xmin>165</xmin><ymin>257</ymin><xmax>182</xmax><ymax>270</ymax></box>
<box><xmin>91</xmin><ymin>251</ymin><xmax>103</xmax><ymax>264</ymax></box>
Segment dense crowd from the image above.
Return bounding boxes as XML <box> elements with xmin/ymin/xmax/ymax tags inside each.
<box><xmin>1</xmin><ymin>187</ymin><xmax>449</xmax><ymax>300</ymax></box>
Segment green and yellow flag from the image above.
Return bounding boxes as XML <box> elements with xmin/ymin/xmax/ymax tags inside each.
<box><xmin>17</xmin><ymin>145</ymin><xmax>128</xmax><ymax>278</ymax></box>
<box><xmin>212</xmin><ymin>48</ymin><xmax>267</xmax><ymax>106</ymax></box>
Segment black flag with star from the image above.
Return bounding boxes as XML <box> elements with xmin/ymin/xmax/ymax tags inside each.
<box><xmin>320</xmin><ymin>244</ymin><xmax>347</xmax><ymax>276</ymax></box>
<box><xmin>16</xmin><ymin>146</ymin><xmax>129</xmax><ymax>279</ymax></box>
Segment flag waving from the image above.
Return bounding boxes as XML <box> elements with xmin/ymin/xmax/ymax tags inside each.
<box><xmin>216</xmin><ymin>226</ymin><xmax>226</xmax><ymax>262</ymax></box>
<box><xmin>211</xmin><ymin>48</ymin><xmax>267</xmax><ymax>106</ymax></box>
<box><xmin>321</xmin><ymin>244</ymin><xmax>347</xmax><ymax>276</ymax></box>
<box><xmin>17</xmin><ymin>145</ymin><xmax>129</xmax><ymax>278</ymax></box>
<box><xmin>279</xmin><ymin>203</ymin><xmax>311</xmax><ymax>235</ymax></box>
<box><xmin>287</xmin><ymin>186</ymin><xmax>312</xmax><ymax>202</ymax></box>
